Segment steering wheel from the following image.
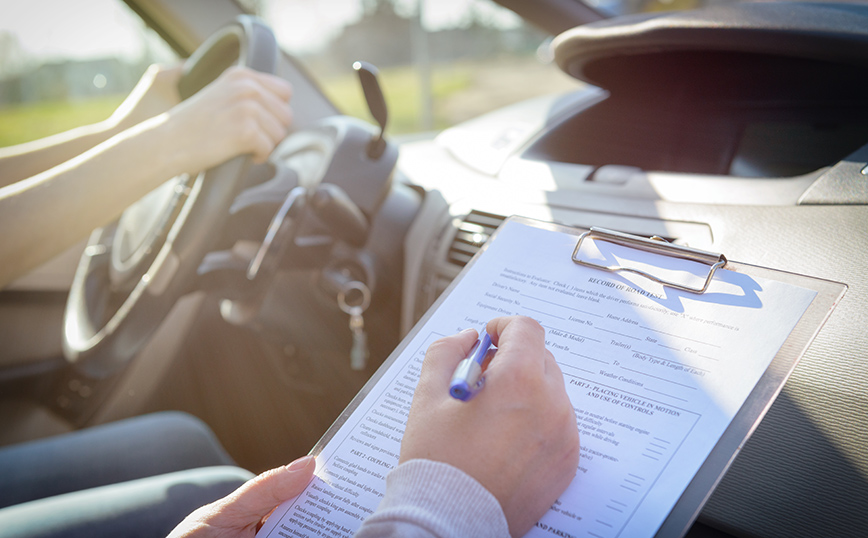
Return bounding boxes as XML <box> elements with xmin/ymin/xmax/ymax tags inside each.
<box><xmin>63</xmin><ymin>16</ymin><xmax>278</xmax><ymax>378</ymax></box>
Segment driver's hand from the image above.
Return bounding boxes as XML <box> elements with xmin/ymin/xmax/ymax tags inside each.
<box><xmin>160</xmin><ymin>65</ymin><xmax>293</xmax><ymax>174</ymax></box>
<box><xmin>401</xmin><ymin>316</ymin><xmax>580</xmax><ymax>537</ymax></box>
<box><xmin>166</xmin><ymin>455</ymin><xmax>315</xmax><ymax>538</ymax></box>
<box><xmin>109</xmin><ymin>63</ymin><xmax>183</xmax><ymax>131</ymax></box>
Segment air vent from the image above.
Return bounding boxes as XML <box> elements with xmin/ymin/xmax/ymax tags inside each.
<box><xmin>446</xmin><ymin>210</ymin><xmax>507</xmax><ymax>267</ymax></box>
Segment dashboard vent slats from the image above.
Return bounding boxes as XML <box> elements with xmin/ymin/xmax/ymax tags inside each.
<box><xmin>446</xmin><ymin>210</ymin><xmax>507</xmax><ymax>267</ymax></box>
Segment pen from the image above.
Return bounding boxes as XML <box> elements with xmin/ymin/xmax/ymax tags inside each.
<box><xmin>449</xmin><ymin>332</ymin><xmax>494</xmax><ymax>401</ymax></box>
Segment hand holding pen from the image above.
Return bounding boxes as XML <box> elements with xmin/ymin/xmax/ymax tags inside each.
<box><xmin>400</xmin><ymin>316</ymin><xmax>580</xmax><ymax>537</ymax></box>
<box><xmin>449</xmin><ymin>331</ymin><xmax>493</xmax><ymax>401</ymax></box>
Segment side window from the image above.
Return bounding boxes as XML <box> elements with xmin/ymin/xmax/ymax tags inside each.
<box><xmin>0</xmin><ymin>0</ymin><xmax>178</xmax><ymax>148</ymax></box>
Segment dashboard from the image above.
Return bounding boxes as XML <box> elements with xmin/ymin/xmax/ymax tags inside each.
<box><xmin>388</xmin><ymin>4</ymin><xmax>868</xmax><ymax>537</ymax></box>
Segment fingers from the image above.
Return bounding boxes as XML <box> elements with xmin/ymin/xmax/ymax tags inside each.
<box><xmin>220</xmin><ymin>67</ymin><xmax>293</xmax><ymax>161</ymax></box>
<box><xmin>416</xmin><ymin>328</ymin><xmax>479</xmax><ymax>394</ymax></box>
<box><xmin>243</xmin><ymin>106</ymin><xmax>291</xmax><ymax>163</ymax></box>
<box><xmin>485</xmin><ymin>316</ymin><xmax>548</xmax><ymax>371</ymax></box>
<box><xmin>219</xmin><ymin>65</ymin><xmax>292</xmax><ymax>101</ymax></box>
<box><xmin>223</xmin><ymin>66</ymin><xmax>292</xmax><ymax>122</ymax></box>
<box><xmin>226</xmin><ymin>455</ymin><xmax>316</xmax><ymax>521</ymax></box>
<box><xmin>483</xmin><ymin>316</ymin><xmax>568</xmax><ymax>398</ymax></box>
<box><xmin>248</xmin><ymin>68</ymin><xmax>293</xmax><ymax>103</ymax></box>
<box><xmin>241</xmin><ymin>74</ymin><xmax>293</xmax><ymax>127</ymax></box>
<box><xmin>486</xmin><ymin>315</ymin><xmax>545</xmax><ymax>350</ymax></box>
<box><xmin>420</xmin><ymin>317</ymin><xmax>553</xmax><ymax>394</ymax></box>
<box><xmin>271</xmin><ymin>455</ymin><xmax>317</xmax><ymax>506</ymax></box>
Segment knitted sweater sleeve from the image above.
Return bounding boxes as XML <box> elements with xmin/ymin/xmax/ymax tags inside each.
<box><xmin>353</xmin><ymin>459</ymin><xmax>509</xmax><ymax>538</ymax></box>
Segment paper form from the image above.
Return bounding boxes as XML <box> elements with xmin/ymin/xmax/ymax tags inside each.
<box><xmin>257</xmin><ymin>219</ymin><xmax>817</xmax><ymax>538</ymax></box>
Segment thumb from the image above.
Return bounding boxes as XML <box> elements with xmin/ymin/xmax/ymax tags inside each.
<box><xmin>416</xmin><ymin>328</ymin><xmax>479</xmax><ymax>398</ymax></box>
<box><xmin>228</xmin><ymin>455</ymin><xmax>316</xmax><ymax>521</ymax></box>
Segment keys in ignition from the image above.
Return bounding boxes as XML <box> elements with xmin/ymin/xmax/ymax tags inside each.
<box><xmin>338</xmin><ymin>281</ymin><xmax>371</xmax><ymax>370</ymax></box>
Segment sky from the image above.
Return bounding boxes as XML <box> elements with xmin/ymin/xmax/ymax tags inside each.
<box><xmin>0</xmin><ymin>0</ymin><xmax>158</xmax><ymax>70</ymax></box>
<box><xmin>262</xmin><ymin>0</ymin><xmax>521</xmax><ymax>55</ymax></box>
<box><xmin>0</xmin><ymin>0</ymin><xmax>521</xmax><ymax>72</ymax></box>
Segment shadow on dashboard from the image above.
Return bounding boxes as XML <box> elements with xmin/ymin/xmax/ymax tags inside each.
<box><xmin>698</xmin><ymin>390</ymin><xmax>868</xmax><ymax>538</ymax></box>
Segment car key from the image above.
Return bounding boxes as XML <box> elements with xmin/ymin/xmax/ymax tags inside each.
<box><xmin>338</xmin><ymin>281</ymin><xmax>371</xmax><ymax>370</ymax></box>
<box><xmin>348</xmin><ymin>307</ymin><xmax>368</xmax><ymax>370</ymax></box>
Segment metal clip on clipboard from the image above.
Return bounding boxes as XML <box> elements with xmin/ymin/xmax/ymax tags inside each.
<box><xmin>572</xmin><ymin>227</ymin><xmax>728</xmax><ymax>294</ymax></box>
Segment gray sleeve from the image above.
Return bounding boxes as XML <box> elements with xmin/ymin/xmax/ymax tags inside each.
<box><xmin>353</xmin><ymin>459</ymin><xmax>509</xmax><ymax>538</ymax></box>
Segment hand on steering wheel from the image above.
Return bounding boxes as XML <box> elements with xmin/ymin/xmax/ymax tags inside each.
<box><xmin>165</xmin><ymin>65</ymin><xmax>292</xmax><ymax>172</ymax></box>
<box><xmin>63</xmin><ymin>16</ymin><xmax>285</xmax><ymax>379</ymax></box>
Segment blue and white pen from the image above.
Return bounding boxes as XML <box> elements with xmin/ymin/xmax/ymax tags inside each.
<box><xmin>449</xmin><ymin>332</ymin><xmax>494</xmax><ymax>401</ymax></box>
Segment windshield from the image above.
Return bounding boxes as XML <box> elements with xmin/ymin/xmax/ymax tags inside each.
<box><xmin>255</xmin><ymin>0</ymin><xmax>581</xmax><ymax>134</ymax></box>
<box><xmin>252</xmin><ymin>0</ymin><xmax>754</xmax><ymax>135</ymax></box>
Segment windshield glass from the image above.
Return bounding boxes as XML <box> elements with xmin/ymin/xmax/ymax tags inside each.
<box><xmin>256</xmin><ymin>0</ymin><xmax>581</xmax><ymax>134</ymax></box>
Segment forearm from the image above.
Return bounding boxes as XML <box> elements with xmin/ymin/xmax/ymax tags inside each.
<box><xmin>0</xmin><ymin>114</ymin><xmax>185</xmax><ymax>289</ymax></box>
<box><xmin>0</xmin><ymin>64</ymin><xmax>184</xmax><ymax>188</ymax></box>
<box><xmin>0</xmin><ymin>116</ymin><xmax>129</xmax><ymax>188</ymax></box>
<box><xmin>0</xmin><ymin>66</ymin><xmax>293</xmax><ymax>289</ymax></box>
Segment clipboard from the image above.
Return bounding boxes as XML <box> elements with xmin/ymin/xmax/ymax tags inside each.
<box><xmin>566</xmin><ymin>223</ymin><xmax>847</xmax><ymax>536</ymax></box>
<box><xmin>262</xmin><ymin>216</ymin><xmax>846</xmax><ymax>538</ymax></box>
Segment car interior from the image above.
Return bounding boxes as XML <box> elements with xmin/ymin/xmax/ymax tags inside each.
<box><xmin>0</xmin><ymin>0</ymin><xmax>866</xmax><ymax>537</ymax></box>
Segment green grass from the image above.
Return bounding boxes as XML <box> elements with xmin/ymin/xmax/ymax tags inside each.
<box><xmin>317</xmin><ymin>56</ymin><xmax>578</xmax><ymax>134</ymax></box>
<box><xmin>0</xmin><ymin>65</ymin><xmax>461</xmax><ymax>149</ymax></box>
<box><xmin>320</xmin><ymin>62</ymin><xmax>474</xmax><ymax>134</ymax></box>
<box><xmin>0</xmin><ymin>55</ymin><xmax>566</xmax><ymax>148</ymax></box>
<box><xmin>0</xmin><ymin>95</ymin><xmax>124</xmax><ymax>148</ymax></box>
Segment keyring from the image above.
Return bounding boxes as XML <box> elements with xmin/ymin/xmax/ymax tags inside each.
<box><xmin>337</xmin><ymin>281</ymin><xmax>371</xmax><ymax>315</ymax></box>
